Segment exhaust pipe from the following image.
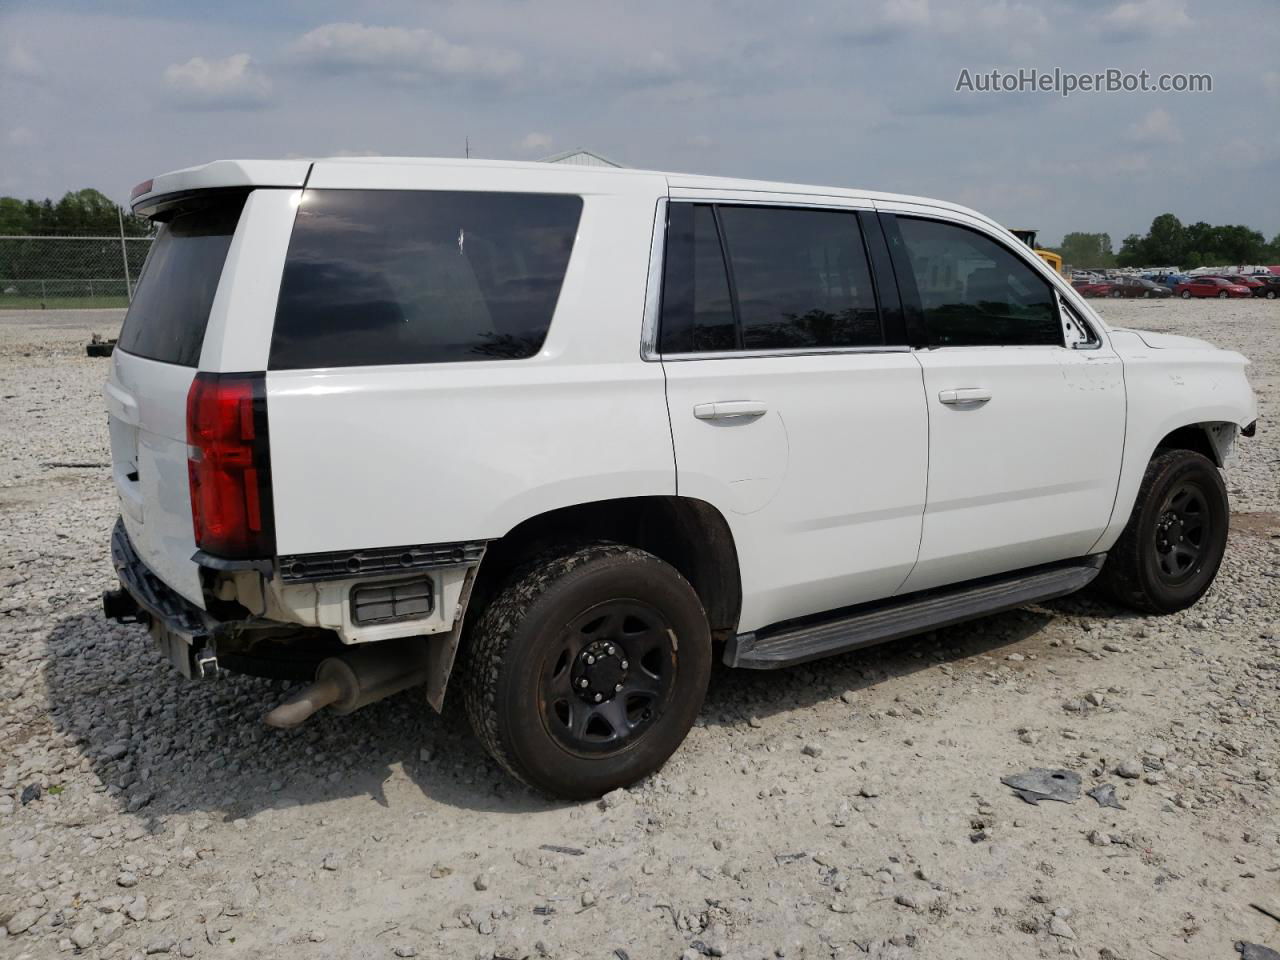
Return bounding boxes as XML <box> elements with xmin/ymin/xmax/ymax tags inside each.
<box><xmin>263</xmin><ymin>640</ymin><xmax>431</xmax><ymax>728</ymax></box>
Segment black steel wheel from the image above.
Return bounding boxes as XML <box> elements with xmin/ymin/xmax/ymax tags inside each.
<box><xmin>1104</xmin><ymin>449</ymin><xmax>1229</xmax><ymax>614</ymax></box>
<box><xmin>1152</xmin><ymin>483</ymin><xmax>1210</xmax><ymax>586</ymax></box>
<box><xmin>461</xmin><ymin>543</ymin><xmax>711</xmax><ymax>799</ymax></box>
<box><xmin>541</xmin><ymin>600</ymin><xmax>676</xmax><ymax>756</ymax></box>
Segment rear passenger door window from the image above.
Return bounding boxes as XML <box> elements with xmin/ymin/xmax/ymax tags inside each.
<box><xmin>271</xmin><ymin>190</ymin><xmax>582</xmax><ymax>369</ymax></box>
<box><xmin>894</xmin><ymin>217</ymin><xmax>1062</xmax><ymax>348</ymax></box>
<box><xmin>659</xmin><ymin>203</ymin><xmax>883</xmax><ymax>354</ymax></box>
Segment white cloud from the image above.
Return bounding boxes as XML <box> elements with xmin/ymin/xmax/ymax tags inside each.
<box><xmin>288</xmin><ymin>23</ymin><xmax>522</xmax><ymax>80</ymax></box>
<box><xmin>881</xmin><ymin>0</ymin><xmax>931</xmax><ymax>29</ymax></box>
<box><xmin>841</xmin><ymin>0</ymin><xmax>931</xmax><ymax>41</ymax></box>
<box><xmin>1126</xmin><ymin>108</ymin><xmax>1182</xmax><ymax>145</ymax></box>
<box><xmin>1099</xmin><ymin>0</ymin><xmax>1192</xmax><ymax>39</ymax></box>
<box><xmin>1213</xmin><ymin>137</ymin><xmax>1265</xmax><ymax>170</ymax></box>
<box><xmin>3</xmin><ymin>43</ymin><xmax>42</xmax><ymax>79</ymax></box>
<box><xmin>6</xmin><ymin>127</ymin><xmax>39</xmax><ymax>147</ymax></box>
<box><xmin>162</xmin><ymin>53</ymin><xmax>271</xmax><ymax>109</ymax></box>
<box><xmin>518</xmin><ymin>132</ymin><xmax>553</xmax><ymax>153</ymax></box>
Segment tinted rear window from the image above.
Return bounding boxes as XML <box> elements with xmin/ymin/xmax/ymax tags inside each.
<box><xmin>270</xmin><ymin>190</ymin><xmax>583</xmax><ymax>369</ymax></box>
<box><xmin>117</xmin><ymin>195</ymin><xmax>246</xmax><ymax>367</ymax></box>
<box><xmin>659</xmin><ymin>202</ymin><xmax>882</xmax><ymax>354</ymax></box>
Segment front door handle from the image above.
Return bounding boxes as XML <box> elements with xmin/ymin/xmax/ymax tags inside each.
<box><xmin>693</xmin><ymin>401</ymin><xmax>768</xmax><ymax>421</ymax></box>
<box><xmin>938</xmin><ymin>388</ymin><xmax>992</xmax><ymax>405</ymax></box>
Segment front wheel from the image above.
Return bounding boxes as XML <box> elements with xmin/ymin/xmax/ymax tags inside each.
<box><xmin>1103</xmin><ymin>449</ymin><xmax>1229</xmax><ymax>614</ymax></box>
<box><xmin>461</xmin><ymin>543</ymin><xmax>711</xmax><ymax>799</ymax></box>
<box><xmin>1267</xmin><ymin>290</ymin><xmax>1277</xmax><ymax>300</ymax></box>
<box><xmin>1218</xmin><ymin>291</ymin><xmax>1229</xmax><ymax>299</ymax></box>
<box><xmin>1180</xmin><ymin>290</ymin><xmax>1192</xmax><ymax>299</ymax></box>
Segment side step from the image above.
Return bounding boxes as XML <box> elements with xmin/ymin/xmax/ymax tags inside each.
<box><xmin>726</xmin><ymin>555</ymin><xmax>1105</xmax><ymax>670</ymax></box>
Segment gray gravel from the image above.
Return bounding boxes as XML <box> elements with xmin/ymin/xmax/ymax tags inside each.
<box><xmin>1</xmin><ymin>300</ymin><xmax>1277</xmax><ymax>959</ymax></box>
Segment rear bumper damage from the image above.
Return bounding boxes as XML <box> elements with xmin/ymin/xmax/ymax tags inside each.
<box><xmin>103</xmin><ymin>517</ymin><xmax>483</xmax><ymax>719</ymax></box>
<box><xmin>105</xmin><ymin>518</ymin><xmax>221</xmax><ymax>678</ymax></box>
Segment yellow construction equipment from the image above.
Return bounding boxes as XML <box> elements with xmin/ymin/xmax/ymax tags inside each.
<box><xmin>1009</xmin><ymin>229</ymin><xmax>1063</xmax><ymax>275</ymax></box>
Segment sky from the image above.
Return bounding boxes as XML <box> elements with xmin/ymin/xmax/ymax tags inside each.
<box><xmin>1</xmin><ymin>0</ymin><xmax>1277</xmax><ymax>246</ymax></box>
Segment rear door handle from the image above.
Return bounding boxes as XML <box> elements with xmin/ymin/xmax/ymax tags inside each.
<box><xmin>693</xmin><ymin>401</ymin><xmax>768</xmax><ymax>421</ymax></box>
<box><xmin>938</xmin><ymin>388</ymin><xmax>992</xmax><ymax>405</ymax></box>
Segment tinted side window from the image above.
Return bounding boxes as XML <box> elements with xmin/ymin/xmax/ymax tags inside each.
<box><xmin>270</xmin><ymin>190</ymin><xmax>582</xmax><ymax>369</ymax></box>
<box><xmin>117</xmin><ymin>194</ymin><xmax>247</xmax><ymax>367</ymax></box>
<box><xmin>897</xmin><ymin>217</ymin><xmax>1061</xmax><ymax>347</ymax></box>
<box><xmin>658</xmin><ymin>203</ymin><xmax>736</xmax><ymax>353</ymax></box>
<box><xmin>717</xmin><ymin>206</ymin><xmax>881</xmax><ymax>350</ymax></box>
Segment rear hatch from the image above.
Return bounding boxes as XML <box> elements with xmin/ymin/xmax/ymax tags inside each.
<box><xmin>106</xmin><ymin>193</ymin><xmax>248</xmax><ymax>608</ymax></box>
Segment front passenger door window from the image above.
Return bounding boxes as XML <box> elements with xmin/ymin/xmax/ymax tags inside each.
<box><xmin>895</xmin><ymin>217</ymin><xmax>1062</xmax><ymax>348</ymax></box>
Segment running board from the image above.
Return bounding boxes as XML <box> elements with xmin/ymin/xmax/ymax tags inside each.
<box><xmin>725</xmin><ymin>555</ymin><xmax>1105</xmax><ymax>670</ymax></box>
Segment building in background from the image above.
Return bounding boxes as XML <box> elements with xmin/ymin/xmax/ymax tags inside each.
<box><xmin>539</xmin><ymin>149</ymin><xmax>624</xmax><ymax>168</ymax></box>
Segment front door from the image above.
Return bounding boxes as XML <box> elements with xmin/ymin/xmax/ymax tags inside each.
<box><xmin>881</xmin><ymin>212</ymin><xmax>1126</xmax><ymax>594</ymax></box>
<box><xmin>658</xmin><ymin>199</ymin><xmax>929</xmax><ymax>632</ymax></box>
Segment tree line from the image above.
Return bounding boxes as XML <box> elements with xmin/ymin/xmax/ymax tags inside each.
<box><xmin>0</xmin><ymin>188</ymin><xmax>153</xmax><ymax>237</ymax></box>
<box><xmin>1047</xmin><ymin>215</ymin><xmax>1280</xmax><ymax>269</ymax></box>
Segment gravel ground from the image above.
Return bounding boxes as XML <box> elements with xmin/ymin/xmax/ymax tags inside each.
<box><xmin>0</xmin><ymin>300</ymin><xmax>1277</xmax><ymax>960</ymax></box>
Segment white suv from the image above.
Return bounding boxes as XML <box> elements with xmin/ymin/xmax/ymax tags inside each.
<box><xmin>103</xmin><ymin>157</ymin><xmax>1257</xmax><ymax>799</ymax></box>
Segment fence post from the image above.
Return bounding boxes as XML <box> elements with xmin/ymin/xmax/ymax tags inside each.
<box><xmin>118</xmin><ymin>206</ymin><xmax>133</xmax><ymax>301</ymax></box>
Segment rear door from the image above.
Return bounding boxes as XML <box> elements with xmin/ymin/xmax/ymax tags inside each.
<box><xmin>106</xmin><ymin>193</ymin><xmax>249</xmax><ymax>606</ymax></box>
<box><xmin>879</xmin><ymin>211</ymin><xmax>1126</xmax><ymax>594</ymax></box>
<box><xmin>658</xmin><ymin>196</ymin><xmax>929</xmax><ymax>632</ymax></box>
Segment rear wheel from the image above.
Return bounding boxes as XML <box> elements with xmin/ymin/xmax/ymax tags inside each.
<box><xmin>1180</xmin><ymin>290</ymin><xmax>1191</xmax><ymax>299</ymax></box>
<box><xmin>1103</xmin><ymin>450</ymin><xmax>1229</xmax><ymax>614</ymax></box>
<box><xmin>461</xmin><ymin>543</ymin><xmax>711</xmax><ymax>799</ymax></box>
<box><xmin>1218</xmin><ymin>291</ymin><xmax>1229</xmax><ymax>299</ymax></box>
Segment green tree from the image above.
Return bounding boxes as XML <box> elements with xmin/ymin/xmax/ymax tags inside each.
<box><xmin>1116</xmin><ymin>233</ymin><xmax>1147</xmax><ymax>267</ymax></box>
<box><xmin>1144</xmin><ymin>213</ymin><xmax>1186</xmax><ymax>264</ymax></box>
<box><xmin>0</xmin><ymin>188</ymin><xmax>152</xmax><ymax>235</ymax></box>
<box><xmin>1058</xmin><ymin>232</ymin><xmax>1115</xmax><ymax>269</ymax></box>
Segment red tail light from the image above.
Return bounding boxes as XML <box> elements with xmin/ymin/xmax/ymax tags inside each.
<box><xmin>186</xmin><ymin>372</ymin><xmax>275</xmax><ymax>559</ymax></box>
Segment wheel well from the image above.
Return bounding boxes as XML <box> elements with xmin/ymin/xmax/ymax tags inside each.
<box><xmin>466</xmin><ymin>497</ymin><xmax>743</xmax><ymax>637</ymax></box>
<box><xmin>1154</xmin><ymin>423</ymin><xmax>1230</xmax><ymax>467</ymax></box>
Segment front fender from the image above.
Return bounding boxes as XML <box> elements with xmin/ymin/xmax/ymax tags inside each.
<box><xmin>1092</xmin><ymin>333</ymin><xmax>1256</xmax><ymax>552</ymax></box>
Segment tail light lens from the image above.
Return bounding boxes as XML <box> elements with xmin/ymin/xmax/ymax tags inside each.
<box><xmin>186</xmin><ymin>372</ymin><xmax>275</xmax><ymax>559</ymax></box>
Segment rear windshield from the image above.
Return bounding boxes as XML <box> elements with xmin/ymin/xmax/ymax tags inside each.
<box><xmin>117</xmin><ymin>195</ymin><xmax>246</xmax><ymax>367</ymax></box>
<box><xmin>270</xmin><ymin>190</ymin><xmax>583</xmax><ymax>369</ymax></box>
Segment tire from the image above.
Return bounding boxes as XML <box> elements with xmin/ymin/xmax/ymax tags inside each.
<box><xmin>1267</xmin><ymin>290</ymin><xmax>1276</xmax><ymax>300</ymax></box>
<box><xmin>1180</xmin><ymin>290</ymin><xmax>1191</xmax><ymax>299</ymax></box>
<box><xmin>461</xmin><ymin>543</ymin><xmax>712</xmax><ymax>799</ymax></box>
<box><xmin>1218</xmin><ymin>291</ymin><xmax>1228</xmax><ymax>299</ymax></box>
<box><xmin>1103</xmin><ymin>449</ymin><xmax>1229</xmax><ymax>615</ymax></box>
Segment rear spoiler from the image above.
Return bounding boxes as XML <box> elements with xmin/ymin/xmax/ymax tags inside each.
<box><xmin>131</xmin><ymin>159</ymin><xmax>312</xmax><ymax>217</ymax></box>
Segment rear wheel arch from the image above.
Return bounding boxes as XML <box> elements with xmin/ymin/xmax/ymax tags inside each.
<box><xmin>465</xmin><ymin>496</ymin><xmax>743</xmax><ymax>643</ymax></box>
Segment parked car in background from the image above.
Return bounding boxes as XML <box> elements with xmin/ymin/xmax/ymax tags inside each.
<box><xmin>1254</xmin><ymin>275</ymin><xmax>1280</xmax><ymax>299</ymax></box>
<box><xmin>1108</xmin><ymin>277</ymin><xmax>1172</xmax><ymax>299</ymax></box>
<box><xmin>1143</xmin><ymin>273</ymin><xmax>1189</xmax><ymax>290</ymax></box>
<box><xmin>1209</xmin><ymin>275</ymin><xmax>1268</xmax><ymax>297</ymax></box>
<box><xmin>1072</xmin><ymin>279</ymin><xmax>1114</xmax><ymax>298</ymax></box>
<box><xmin>1174</xmin><ymin>277</ymin><xmax>1252</xmax><ymax>299</ymax></box>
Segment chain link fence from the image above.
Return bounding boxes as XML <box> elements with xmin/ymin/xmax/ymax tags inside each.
<box><xmin>0</xmin><ymin>235</ymin><xmax>153</xmax><ymax>309</ymax></box>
